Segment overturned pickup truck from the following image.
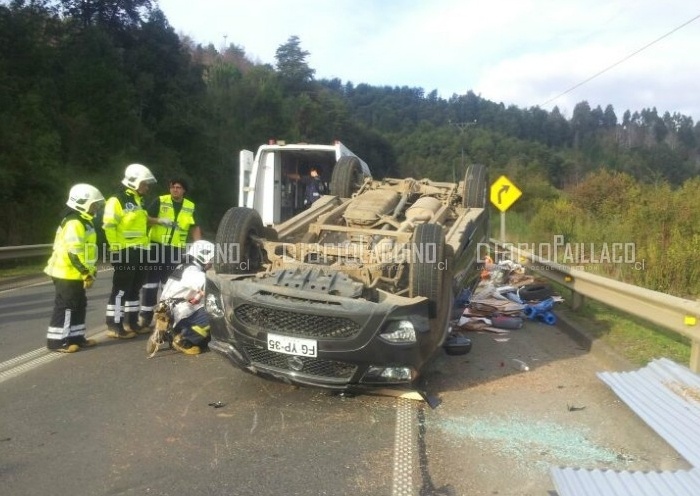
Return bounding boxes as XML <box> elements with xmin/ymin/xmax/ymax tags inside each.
<box><xmin>205</xmin><ymin>162</ymin><xmax>489</xmax><ymax>392</ymax></box>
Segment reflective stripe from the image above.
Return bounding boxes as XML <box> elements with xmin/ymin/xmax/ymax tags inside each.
<box><xmin>46</xmin><ymin>309</ymin><xmax>71</xmax><ymax>340</ymax></box>
<box><xmin>46</xmin><ymin>314</ymin><xmax>85</xmax><ymax>339</ymax></box>
<box><xmin>191</xmin><ymin>324</ymin><xmax>210</xmax><ymax>337</ymax></box>
<box><xmin>124</xmin><ymin>300</ymin><xmax>140</xmax><ymax>313</ymax></box>
<box><xmin>109</xmin><ymin>291</ymin><xmax>125</xmax><ymax>322</ymax></box>
<box><xmin>149</xmin><ymin>196</ymin><xmax>196</xmax><ymax>247</ymax></box>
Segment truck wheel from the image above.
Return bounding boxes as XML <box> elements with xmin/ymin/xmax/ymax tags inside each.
<box><xmin>462</xmin><ymin>163</ymin><xmax>488</xmax><ymax>208</ymax></box>
<box><xmin>411</xmin><ymin>223</ymin><xmax>446</xmax><ymax>318</ymax></box>
<box><xmin>330</xmin><ymin>156</ymin><xmax>364</xmax><ymax>198</ymax></box>
<box><xmin>517</xmin><ymin>283</ymin><xmax>553</xmax><ymax>302</ymax></box>
<box><xmin>214</xmin><ymin>207</ymin><xmax>263</xmax><ymax>274</ymax></box>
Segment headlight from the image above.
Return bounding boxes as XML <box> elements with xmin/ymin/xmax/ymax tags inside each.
<box><xmin>380</xmin><ymin>320</ymin><xmax>416</xmax><ymax>343</ymax></box>
<box><xmin>363</xmin><ymin>366</ymin><xmax>413</xmax><ymax>383</ymax></box>
<box><xmin>205</xmin><ymin>293</ymin><xmax>224</xmax><ymax>318</ymax></box>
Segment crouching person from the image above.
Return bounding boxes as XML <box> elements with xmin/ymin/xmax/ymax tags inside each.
<box><xmin>158</xmin><ymin>240</ymin><xmax>215</xmax><ymax>355</ymax></box>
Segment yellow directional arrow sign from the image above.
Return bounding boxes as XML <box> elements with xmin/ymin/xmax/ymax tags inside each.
<box><xmin>490</xmin><ymin>175</ymin><xmax>522</xmax><ymax>212</ymax></box>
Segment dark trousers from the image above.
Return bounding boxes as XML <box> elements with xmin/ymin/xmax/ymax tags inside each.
<box><xmin>106</xmin><ymin>247</ymin><xmax>149</xmax><ymax>330</ymax></box>
<box><xmin>47</xmin><ymin>278</ymin><xmax>87</xmax><ymax>349</ymax></box>
<box><xmin>139</xmin><ymin>244</ymin><xmax>185</xmax><ymax>324</ymax></box>
<box><xmin>174</xmin><ymin>307</ymin><xmax>211</xmax><ymax>347</ymax></box>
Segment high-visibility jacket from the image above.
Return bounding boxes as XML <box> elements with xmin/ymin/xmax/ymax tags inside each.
<box><xmin>102</xmin><ymin>188</ymin><xmax>149</xmax><ymax>252</ymax></box>
<box><xmin>149</xmin><ymin>195</ymin><xmax>196</xmax><ymax>247</ymax></box>
<box><xmin>44</xmin><ymin>211</ymin><xmax>98</xmax><ymax>280</ymax></box>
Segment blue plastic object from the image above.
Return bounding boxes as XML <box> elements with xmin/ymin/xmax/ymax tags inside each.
<box><xmin>523</xmin><ymin>297</ymin><xmax>557</xmax><ymax>325</ymax></box>
<box><xmin>504</xmin><ymin>291</ymin><xmax>523</xmax><ymax>304</ymax></box>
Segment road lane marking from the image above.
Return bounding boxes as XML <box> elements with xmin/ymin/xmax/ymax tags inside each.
<box><xmin>0</xmin><ymin>347</ymin><xmax>48</xmax><ymax>371</ymax></box>
<box><xmin>392</xmin><ymin>397</ymin><xmax>416</xmax><ymax>496</ymax></box>
<box><xmin>0</xmin><ymin>348</ymin><xmax>61</xmax><ymax>384</ymax></box>
<box><xmin>0</xmin><ymin>330</ymin><xmax>108</xmax><ymax>384</ymax></box>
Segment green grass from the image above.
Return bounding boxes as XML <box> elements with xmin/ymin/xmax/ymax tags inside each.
<box><xmin>488</xmin><ymin>215</ymin><xmax>693</xmax><ymax>367</ymax></box>
<box><xmin>0</xmin><ymin>260</ymin><xmax>46</xmax><ymax>278</ymax></box>
<box><xmin>553</xmin><ymin>284</ymin><xmax>691</xmax><ymax>366</ymax></box>
<box><xmin>488</xmin><ymin>210</ymin><xmax>535</xmax><ymax>245</ymax></box>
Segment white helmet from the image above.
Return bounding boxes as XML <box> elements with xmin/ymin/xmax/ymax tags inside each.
<box><xmin>66</xmin><ymin>183</ymin><xmax>105</xmax><ymax>214</ymax></box>
<box><xmin>122</xmin><ymin>163</ymin><xmax>156</xmax><ymax>190</ymax></box>
<box><xmin>187</xmin><ymin>240</ymin><xmax>216</xmax><ymax>267</ymax></box>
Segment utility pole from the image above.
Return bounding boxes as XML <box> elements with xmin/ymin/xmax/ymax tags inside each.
<box><xmin>449</xmin><ymin>120</ymin><xmax>477</xmax><ymax>182</ymax></box>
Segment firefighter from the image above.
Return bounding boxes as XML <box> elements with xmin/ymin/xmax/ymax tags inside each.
<box><xmin>45</xmin><ymin>184</ymin><xmax>105</xmax><ymax>352</ymax></box>
<box><xmin>138</xmin><ymin>178</ymin><xmax>202</xmax><ymax>328</ymax></box>
<box><xmin>102</xmin><ymin>163</ymin><xmax>156</xmax><ymax>339</ymax></box>
<box><xmin>157</xmin><ymin>240</ymin><xmax>215</xmax><ymax>355</ymax></box>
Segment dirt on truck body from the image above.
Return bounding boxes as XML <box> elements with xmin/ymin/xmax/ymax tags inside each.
<box><xmin>205</xmin><ymin>162</ymin><xmax>490</xmax><ymax>392</ymax></box>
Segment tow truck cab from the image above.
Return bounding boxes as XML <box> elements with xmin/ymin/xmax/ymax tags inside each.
<box><xmin>238</xmin><ymin>140</ymin><xmax>371</xmax><ymax>226</ymax></box>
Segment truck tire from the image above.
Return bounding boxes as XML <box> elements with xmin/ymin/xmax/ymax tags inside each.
<box><xmin>214</xmin><ymin>207</ymin><xmax>263</xmax><ymax>274</ymax></box>
<box><xmin>517</xmin><ymin>283</ymin><xmax>553</xmax><ymax>302</ymax></box>
<box><xmin>411</xmin><ymin>223</ymin><xmax>446</xmax><ymax>318</ymax></box>
<box><xmin>462</xmin><ymin>163</ymin><xmax>488</xmax><ymax>208</ymax></box>
<box><xmin>330</xmin><ymin>156</ymin><xmax>364</xmax><ymax>198</ymax></box>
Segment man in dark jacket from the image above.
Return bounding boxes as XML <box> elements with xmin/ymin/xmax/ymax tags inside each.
<box><xmin>303</xmin><ymin>167</ymin><xmax>326</xmax><ymax>207</ymax></box>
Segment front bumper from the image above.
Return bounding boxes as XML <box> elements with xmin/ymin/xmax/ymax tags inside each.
<box><xmin>207</xmin><ymin>274</ymin><xmax>445</xmax><ymax>391</ymax></box>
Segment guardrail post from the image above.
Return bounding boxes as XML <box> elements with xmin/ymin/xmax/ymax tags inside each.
<box><xmin>690</xmin><ymin>340</ymin><xmax>700</xmax><ymax>373</ymax></box>
<box><xmin>571</xmin><ymin>291</ymin><xmax>584</xmax><ymax>311</ymax></box>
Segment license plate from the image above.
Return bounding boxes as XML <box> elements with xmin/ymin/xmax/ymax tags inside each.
<box><xmin>267</xmin><ymin>333</ymin><xmax>317</xmax><ymax>357</ymax></box>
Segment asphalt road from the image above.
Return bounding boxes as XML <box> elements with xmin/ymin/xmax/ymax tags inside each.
<box><xmin>0</xmin><ymin>272</ymin><xmax>690</xmax><ymax>496</ymax></box>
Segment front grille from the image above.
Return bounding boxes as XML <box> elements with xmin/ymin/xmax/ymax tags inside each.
<box><xmin>234</xmin><ymin>304</ymin><xmax>361</xmax><ymax>339</ymax></box>
<box><xmin>243</xmin><ymin>344</ymin><xmax>357</xmax><ymax>381</ymax></box>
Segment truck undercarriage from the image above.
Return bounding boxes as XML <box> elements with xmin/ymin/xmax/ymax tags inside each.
<box><xmin>206</xmin><ymin>163</ymin><xmax>489</xmax><ymax>390</ymax></box>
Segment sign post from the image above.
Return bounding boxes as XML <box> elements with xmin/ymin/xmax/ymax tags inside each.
<box><xmin>489</xmin><ymin>175</ymin><xmax>522</xmax><ymax>243</ymax></box>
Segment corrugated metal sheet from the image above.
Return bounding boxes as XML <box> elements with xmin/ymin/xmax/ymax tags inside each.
<box><xmin>598</xmin><ymin>357</ymin><xmax>700</xmax><ymax>467</ymax></box>
<box><xmin>550</xmin><ymin>467</ymin><xmax>700</xmax><ymax>496</ymax></box>
<box><xmin>550</xmin><ymin>358</ymin><xmax>700</xmax><ymax>496</ymax></box>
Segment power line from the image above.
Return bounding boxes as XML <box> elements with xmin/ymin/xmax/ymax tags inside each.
<box><xmin>541</xmin><ymin>12</ymin><xmax>700</xmax><ymax>108</ymax></box>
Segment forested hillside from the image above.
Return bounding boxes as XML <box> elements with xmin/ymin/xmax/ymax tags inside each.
<box><xmin>2</xmin><ymin>1</ymin><xmax>700</xmax><ymax>294</ymax></box>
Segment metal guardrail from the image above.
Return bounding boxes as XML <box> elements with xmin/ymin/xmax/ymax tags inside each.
<box><xmin>0</xmin><ymin>244</ymin><xmax>52</xmax><ymax>261</ymax></box>
<box><xmin>491</xmin><ymin>239</ymin><xmax>700</xmax><ymax>373</ymax></box>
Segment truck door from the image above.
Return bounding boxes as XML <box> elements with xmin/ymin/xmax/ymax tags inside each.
<box><xmin>238</xmin><ymin>149</ymin><xmax>254</xmax><ymax>208</ymax></box>
<box><xmin>254</xmin><ymin>150</ymin><xmax>279</xmax><ymax>226</ymax></box>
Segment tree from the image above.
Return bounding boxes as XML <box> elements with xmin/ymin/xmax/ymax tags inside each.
<box><xmin>59</xmin><ymin>0</ymin><xmax>153</xmax><ymax>30</ymax></box>
<box><xmin>602</xmin><ymin>104</ymin><xmax>617</xmax><ymax>128</ymax></box>
<box><xmin>275</xmin><ymin>35</ymin><xmax>315</xmax><ymax>92</ymax></box>
<box><xmin>571</xmin><ymin>101</ymin><xmax>594</xmax><ymax>149</ymax></box>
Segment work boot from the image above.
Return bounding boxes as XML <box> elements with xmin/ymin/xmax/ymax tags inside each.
<box><xmin>172</xmin><ymin>336</ymin><xmax>201</xmax><ymax>355</ymax></box>
<box><xmin>52</xmin><ymin>343</ymin><xmax>80</xmax><ymax>353</ymax></box>
<box><xmin>107</xmin><ymin>327</ymin><xmax>137</xmax><ymax>339</ymax></box>
<box><xmin>138</xmin><ymin>314</ymin><xmax>153</xmax><ymax>329</ymax></box>
<box><xmin>75</xmin><ymin>336</ymin><xmax>97</xmax><ymax>348</ymax></box>
<box><xmin>125</xmin><ymin>322</ymin><xmax>151</xmax><ymax>335</ymax></box>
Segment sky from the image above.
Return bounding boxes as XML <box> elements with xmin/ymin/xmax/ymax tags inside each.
<box><xmin>157</xmin><ymin>0</ymin><xmax>700</xmax><ymax>122</ymax></box>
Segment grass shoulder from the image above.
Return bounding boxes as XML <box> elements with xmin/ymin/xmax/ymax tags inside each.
<box><xmin>552</xmin><ymin>282</ymin><xmax>691</xmax><ymax>366</ymax></box>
